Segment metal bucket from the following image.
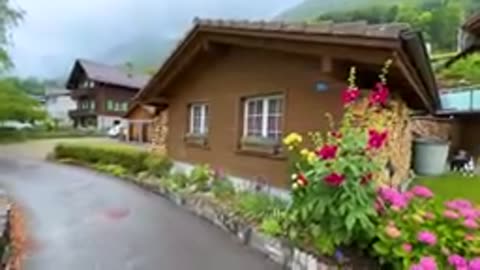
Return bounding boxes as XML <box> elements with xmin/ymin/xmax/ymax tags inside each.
<box><xmin>413</xmin><ymin>138</ymin><xmax>450</xmax><ymax>176</ymax></box>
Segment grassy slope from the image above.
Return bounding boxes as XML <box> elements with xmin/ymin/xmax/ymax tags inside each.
<box><xmin>277</xmin><ymin>0</ymin><xmax>400</xmax><ymax>21</ymax></box>
<box><xmin>416</xmin><ymin>173</ymin><xmax>480</xmax><ymax>204</ymax></box>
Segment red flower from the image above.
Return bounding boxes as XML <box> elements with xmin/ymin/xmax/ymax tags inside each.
<box><xmin>297</xmin><ymin>173</ymin><xmax>309</xmax><ymax>186</ymax></box>
<box><xmin>361</xmin><ymin>173</ymin><xmax>373</xmax><ymax>185</ymax></box>
<box><xmin>342</xmin><ymin>87</ymin><xmax>360</xmax><ymax>106</ymax></box>
<box><xmin>330</xmin><ymin>131</ymin><xmax>342</xmax><ymax>139</ymax></box>
<box><xmin>315</xmin><ymin>145</ymin><xmax>338</xmax><ymax>160</ymax></box>
<box><xmin>367</xmin><ymin>129</ymin><xmax>388</xmax><ymax>150</ymax></box>
<box><xmin>368</xmin><ymin>83</ymin><xmax>389</xmax><ymax>107</ymax></box>
<box><xmin>324</xmin><ymin>172</ymin><xmax>345</xmax><ymax>187</ymax></box>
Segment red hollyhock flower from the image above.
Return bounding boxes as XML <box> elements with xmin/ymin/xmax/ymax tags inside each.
<box><xmin>315</xmin><ymin>145</ymin><xmax>338</xmax><ymax>160</ymax></box>
<box><xmin>367</xmin><ymin>129</ymin><xmax>388</xmax><ymax>150</ymax></box>
<box><xmin>297</xmin><ymin>173</ymin><xmax>309</xmax><ymax>186</ymax></box>
<box><xmin>342</xmin><ymin>87</ymin><xmax>360</xmax><ymax>106</ymax></box>
<box><xmin>324</xmin><ymin>172</ymin><xmax>345</xmax><ymax>187</ymax></box>
<box><xmin>368</xmin><ymin>83</ymin><xmax>389</xmax><ymax>107</ymax></box>
<box><xmin>361</xmin><ymin>173</ymin><xmax>373</xmax><ymax>185</ymax></box>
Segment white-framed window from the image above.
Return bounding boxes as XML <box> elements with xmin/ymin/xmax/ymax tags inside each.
<box><xmin>243</xmin><ymin>95</ymin><xmax>283</xmax><ymax>141</ymax></box>
<box><xmin>189</xmin><ymin>103</ymin><xmax>208</xmax><ymax>136</ymax></box>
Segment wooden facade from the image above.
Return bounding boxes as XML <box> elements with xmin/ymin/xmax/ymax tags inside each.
<box><xmin>66</xmin><ymin>59</ymin><xmax>149</xmax><ymax>130</ymax></box>
<box><xmin>137</xmin><ymin>19</ymin><xmax>437</xmax><ymax>188</ymax></box>
<box><xmin>124</xmin><ymin>104</ymin><xmax>155</xmax><ymax>143</ymax></box>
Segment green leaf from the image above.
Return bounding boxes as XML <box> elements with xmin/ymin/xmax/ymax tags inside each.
<box><xmin>373</xmin><ymin>242</ymin><xmax>390</xmax><ymax>256</ymax></box>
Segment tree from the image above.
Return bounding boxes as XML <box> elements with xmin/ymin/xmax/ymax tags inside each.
<box><xmin>0</xmin><ymin>0</ymin><xmax>23</xmax><ymax>72</ymax></box>
<box><xmin>0</xmin><ymin>79</ymin><xmax>46</xmax><ymax>123</ymax></box>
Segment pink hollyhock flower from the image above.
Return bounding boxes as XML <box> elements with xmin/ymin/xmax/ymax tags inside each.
<box><xmin>448</xmin><ymin>254</ymin><xmax>467</xmax><ymax>269</ymax></box>
<box><xmin>385</xmin><ymin>225</ymin><xmax>401</xmax><ymax>239</ymax></box>
<box><xmin>342</xmin><ymin>87</ymin><xmax>360</xmax><ymax>105</ymax></box>
<box><xmin>444</xmin><ymin>210</ymin><xmax>460</xmax><ymax>220</ymax></box>
<box><xmin>417</xmin><ymin>231</ymin><xmax>437</xmax><ymax>246</ymax></box>
<box><xmin>367</xmin><ymin>129</ymin><xmax>388</xmax><ymax>150</ymax></box>
<box><xmin>315</xmin><ymin>145</ymin><xmax>338</xmax><ymax>160</ymax></box>
<box><xmin>419</xmin><ymin>257</ymin><xmax>437</xmax><ymax>270</ymax></box>
<box><xmin>402</xmin><ymin>243</ymin><xmax>412</xmax><ymax>253</ymax></box>
<box><xmin>324</xmin><ymin>172</ymin><xmax>345</xmax><ymax>187</ymax></box>
<box><xmin>470</xmin><ymin>258</ymin><xmax>480</xmax><ymax>270</ymax></box>
<box><xmin>368</xmin><ymin>83</ymin><xmax>389</xmax><ymax>107</ymax></box>
<box><xmin>463</xmin><ymin>219</ymin><xmax>478</xmax><ymax>229</ymax></box>
<box><xmin>411</xmin><ymin>186</ymin><xmax>434</xmax><ymax>199</ymax></box>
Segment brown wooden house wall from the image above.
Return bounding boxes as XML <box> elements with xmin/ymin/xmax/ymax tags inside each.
<box><xmin>127</xmin><ymin>106</ymin><xmax>154</xmax><ymax>143</ymax></box>
<box><xmin>164</xmin><ymin>46</ymin><xmax>387</xmax><ymax>187</ymax></box>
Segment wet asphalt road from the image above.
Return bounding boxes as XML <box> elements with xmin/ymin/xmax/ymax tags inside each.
<box><xmin>0</xmin><ymin>141</ymin><xmax>280</xmax><ymax>270</ymax></box>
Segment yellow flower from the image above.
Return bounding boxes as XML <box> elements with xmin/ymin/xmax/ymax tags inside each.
<box><xmin>307</xmin><ymin>152</ymin><xmax>317</xmax><ymax>164</ymax></box>
<box><xmin>283</xmin><ymin>132</ymin><xmax>303</xmax><ymax>146</ymax></box>
<box><xmin>300</xmin><ymin>148</ymin><xmax>309</xmax><ymax>156</ymax></box>
<box><xmin>412</xmin><ymin>214</ymin><xmax>424</xmax><ymax>224</ymax></box>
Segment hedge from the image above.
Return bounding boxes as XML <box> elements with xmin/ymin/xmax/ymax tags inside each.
<box><xmin>53</xmin><ymin>143</ymin><xmax>171</xmax><ymax>175</ymax></box>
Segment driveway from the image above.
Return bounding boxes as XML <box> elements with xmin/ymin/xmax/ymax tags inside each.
<box><xmin>0</xmin><ymin>139</ymin><xmax>279</xmax><ymax>270</ymax></box>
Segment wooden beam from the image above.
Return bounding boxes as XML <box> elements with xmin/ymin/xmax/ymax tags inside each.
<box><xmin>207</xmin><ymin>34</ymin><xmax>393</xmax><ymax>66</ymax></box>
<box><xmin>393</xmin><ymin>52</ymin><xmax>434</xmax><ymax>112</ymax></box>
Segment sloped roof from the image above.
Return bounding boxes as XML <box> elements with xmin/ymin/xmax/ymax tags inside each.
<box><xmin>66</xmin><ymin>59</ymin><xmax>151</xmax><ymax>89</ymax></box>
<box><xmin>136</xmin><ymin>18</ymin><xmax>438</xmax><ymax>112</ymax></box>
<box><xmin>463</xmin><ymin>13</ymin><xmax>480</xmax><ymax>35</ymax></box>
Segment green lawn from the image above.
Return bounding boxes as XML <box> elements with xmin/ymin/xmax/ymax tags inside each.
<box><xmin>415</xmin><ymin>173</ymin><xmax>480</xmax><ymax>204</ymax></box>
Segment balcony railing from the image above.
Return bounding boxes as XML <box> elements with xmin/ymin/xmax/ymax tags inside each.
<box><xmin>439</xmin><ymin>85</ymin><xmax>480</xmax><ymax>113</ymax></box>
<box><xmin>70</xmin><ymin>88</ymin><xmax>94</xmax><ymax>99</ymax></box>
<box><xmin>68</xmin><ymin>109</ymin><xmax>96</xmax><ymax>118</ymax></box>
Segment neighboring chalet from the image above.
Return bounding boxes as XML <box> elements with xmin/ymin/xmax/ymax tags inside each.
<box><xmin>446</xmin><ymin>12</ymin><xmax>480</xmax><ymax>67</ymax></box>
<box><xmin>124</xmin><ymin>103</ymin><xmax>156</xmax><ymax>143</ymax></box>
<box><xmin>136</xmin><ymin>19</ymin><xmax>437</xmax><ymax>190</ymax></box>
<box><xmin>66</xmin><ymin>59</ymin><xmax>150</xmax><ymax>130</ymax></box>
<box><xmin>44</xmin><ymin>88</ymin><xmax>76</xmax><ymax>126</ymax></box>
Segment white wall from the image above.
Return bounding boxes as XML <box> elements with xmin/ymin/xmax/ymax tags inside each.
<box><xmin>44</xmin><ymin>91</ymin><xmax>76</xmax><ymax>126</ymax></box>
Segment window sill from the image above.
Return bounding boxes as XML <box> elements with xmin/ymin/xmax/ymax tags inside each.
<box><xmin>184</xmin><ymin>134</ymin><xmax>209</xmax><ymax>150</ymax></box>
<box><xmin>236</xmin><ymin>140</ymin><xmax>285</xmax><ymax>160</ymax></box>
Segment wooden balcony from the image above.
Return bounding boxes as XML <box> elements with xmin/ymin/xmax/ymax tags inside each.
<box><xmin>70</xmin><ymin>88</ymin><xmax>95</xmax><ymax>99</ymax></box>
<box><xmin>68</xmin><ymin>109</ymin><xmax>96</xmax><ymax>118</ymax></box>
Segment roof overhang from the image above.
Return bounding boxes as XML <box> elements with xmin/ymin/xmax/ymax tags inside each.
<box><xmin>137</xmin><ymin>19</ymin><xmax>438</xmax><ymax>113</ymax></box>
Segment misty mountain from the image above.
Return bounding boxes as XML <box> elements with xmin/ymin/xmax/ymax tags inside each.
<box><xmin>95</xmin><ymin>35</ymin><xmax>177</xmax><ymax>73</ymax></box>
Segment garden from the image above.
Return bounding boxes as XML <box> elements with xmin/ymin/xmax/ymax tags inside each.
<box><xmin>50</xmin><ymin>62</ymin><xmax>480</xmax><ymax>270</ymax></box>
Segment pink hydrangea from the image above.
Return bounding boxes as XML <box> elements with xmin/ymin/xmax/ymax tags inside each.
<box><xmin>448</xmin><ymin>254</ymin><xmax>467</xmax><ymax>269</ymax></box>
<box><xmin>444</xmin><ymin>210</ymin><xmax>460</xmax><ymax>220</ymax></box>
<box><xmin>417</xmin><ymin>231</ymin><xmax>437</xmax><ymax>246</ymax></box>
<box><xmin>445</xmin><ymin>199</ymin><xmax>473</xmax><ymax>211</ymax></box>
<box><xmin>410</xmin><ymin>265</ymin><xmax>422</xmax><ymax>270</ymax></box>
<box><xmin>464</xmin><ymin>219</ymin><xmax>479</xmax><ymax>229</ymax></box>
<box><xmin>419</xmin><ymin>257</ymin><xmax>437</xmax><ymax>270</ymax></box>
<box><xmin>470</xmin><ymin>258</ymin><xmax>480</xmax><ymax>270</ymax></box>
<box><xmin>378</xmin><ymin>187</ymin><xmax>408</xmax><ymax>209</ymax></box>
<box><xmin>459</xmin><ymin>208</ymin><xmax>480</xmax><ymax>219</ymax></box>
<box><xmin>385</xmin><ymin>225</ymin><xmax>401</xmax><ymax>239</ymax></box>
<box><xmin>411</xmin><ymin>186</ymin><xmax>434</xmax><ymax>199</ymax></box>
<box><xmin>402</xmin><ymin>243</ymin><xmax>412</xmax><ymax>253</ymax></box>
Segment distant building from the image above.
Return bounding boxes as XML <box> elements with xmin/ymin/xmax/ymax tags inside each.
<box><xmin>65</xmin><ymin>59</ymin><xmax>150</xmax><ymax>130</ymax></box>
<box><xmin>44</xmin><ymin>88</ymin><xmax>76</xmax><ymax>126</ymax></box>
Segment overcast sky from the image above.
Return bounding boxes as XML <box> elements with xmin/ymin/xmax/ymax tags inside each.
<box><xmin>7</xmin><ymin>0</ymin><xmax>300</xmax><ymax>79</ymax></box>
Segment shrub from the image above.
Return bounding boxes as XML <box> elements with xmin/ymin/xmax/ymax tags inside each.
<box><xmin>372</xmin><ymin>185</ymin><xmax>480</xmax><ymax>269</ymax></box>
<box><xmin>53</xmin><ymin>143</ymin><xmax>150</xmax><ymax>174</ymax></box>
<box><xmin>93</xmin><ymin>164</ymin><xmax>128</xmax><ymax>178</ymax></box>
<box><xmin>188</xmin><ymin>164</ymin><xmax>213</xmax><ymax>192</ymax></box>
<box><xmin>144</xmin><ymin>154</ymin><xmax>172</xmax><ymax>178</ymax></box>
<box><xmin>234</xmin><ymin>191</ymin><xmax>287</xmax><ymax>223</ymax></box>
<box><xmin>211</xmin><ymin>179</ymin><xmax>236</xmax><ymax>200</ymax></box>
<box><xmin>164</xmin><ymin>172</ymin><xmax>190</xmax><ymax>193</ymax></box>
